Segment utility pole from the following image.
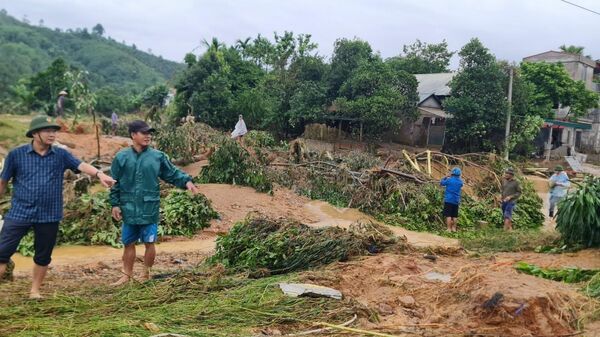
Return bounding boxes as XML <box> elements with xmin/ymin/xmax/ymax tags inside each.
<box><xmin>504</xmin><ymin>67</ymin><xmax>513</xmax><ymax>161</ymax></box>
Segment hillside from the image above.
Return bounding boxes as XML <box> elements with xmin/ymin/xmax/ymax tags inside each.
<box><xmin>0</xmin><ymin>10</ymin><xmax>184</xmax><ymax>97</ymax></box>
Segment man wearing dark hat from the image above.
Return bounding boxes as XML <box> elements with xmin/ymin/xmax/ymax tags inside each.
<box><xmin>110</xmin><ymin>120</ymin><xmax>199</xmax><ymax>286</ymax></box>
<box><xmin>0</xmin><ymin>116</ymin><xmax>116</xmax><ymax>298</ymax></box>
<box><xmin>501</xmin><ymin>168</ymin><xmax>521</xmax><ymax>231</ymax></box>
<box><xmin>548</xmin><ymin>165</ymin><xmax>570</xmax><ymax>218</ymax></box>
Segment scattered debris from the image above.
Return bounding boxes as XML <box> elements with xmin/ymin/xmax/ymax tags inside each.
<box><xmin>279</xmin><ymin>283</ymin><xmax>342</xmax><ymax>300</ymax></box>
<box><xmin>482</xmin><ymin>292</ymin><xmax>504</xmax><ymax>311</ymax></box>
<box><xmin>423</xmin><ymin>271</ymin><xmax>451</xmax><ymax>283</ymax></box>
<box><xmin>144</xmin><ymin>322</ymin><xmax>160</xmax><ymax>333</ymax></box>
<box><xmin>423</xmin><ymin>253</ymin><xmax>438</xmax><ymax>262</ymax></box>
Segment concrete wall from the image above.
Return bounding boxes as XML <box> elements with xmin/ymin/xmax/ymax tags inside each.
<box><xmin>562</xmin><ymin>62</ymin><xmax>595</xmax><ymax>90</ymax></box>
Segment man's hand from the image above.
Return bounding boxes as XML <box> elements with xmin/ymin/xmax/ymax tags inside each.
<box><xmin>98</xmin><ymin>172</ymin><xmax>117</xmax><ymax>188</ymax></box>
<box><xmin>503</xmin><ymin>196</ymin><xmax>511</xmax><ymax>202</ymax></box>
<box><xmin>112</xmin><ymin>207</ymin><xmax>122</xmax><ymax>221</ymax></box>
<box><xmin>186</xmin><ymin>181</ymin><xmax>199</xmax><ymax>194</ymax></box>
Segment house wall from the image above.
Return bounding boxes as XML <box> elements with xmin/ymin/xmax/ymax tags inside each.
<box><xmin>562</xmin><ymin>62</ymin><xmax>594</xmax><ymax>90</ymax></box>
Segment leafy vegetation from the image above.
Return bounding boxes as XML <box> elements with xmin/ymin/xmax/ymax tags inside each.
<box><xmin>521</xmin><ymin>62</ymin><xmax>598</xmax><ymax>118</ymax></box>
<box><xmin>386</xmin><ymin>39</ymin><xmax>454</xmax><ymax>74</ymax></box>
<box><xmin>209</xmin><ymin>215</ymin><xmax>398</xmax><ymax>274</ymax></box>
<box><xmin>0</xmin><ymin>271</ymin><xmax>357</xmax><ymax>337</ymax></box>
<box><xmin>17</xmin><ymin>189</ymin><xmax>218</xmax><ymax>256</ymax></box>
<box><xmin>0</xmin><ymin>10</ymin><xmax>182</xmax><ymax>102</ymax></box>
<box><xmin>461</xmin><ymin>229</ymin><xmax>560</xmax><ymax>253</ymax></box>
<box><xmin>444</xmin><ymin>38</ymin><xmax>510</xmax><ymax>153</ymax></box>
<box><xmin>244</xmin><ymin>130</ymin><xmax>276</xmax><ymax>148</ymax></box>
<box><xmin>198</xmin><ymin>139</ymin><xmax>273</xmax><ymax>193</ymax></box>
<box><xmin>515</xmin><ymin>261</ymin><xmax>598</xmax><ymax>283</ymax></box>
<box><xmin>556</xmin><ymin>176</ymin><xmax>600</xmax><ymax>248</ymax></box>
<box><xmin>161</xmin><ymin>190</ymin><xmax>219</xmax><ymax>236</ymax></box>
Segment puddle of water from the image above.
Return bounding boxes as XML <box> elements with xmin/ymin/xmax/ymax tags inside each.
<box><xmin>304</xmin><ymin>200</ymin><xmax>459</xmax><ymax>248</ymax></box>
<box><xmin>304</xmin><ymin>200</ymin><xmax>374</xmax><ymax>228</ymax></box>
<box><xmin>12</xmin><ymin>237</ymin><xmax>216</xmax><ymax>273</ymax></box>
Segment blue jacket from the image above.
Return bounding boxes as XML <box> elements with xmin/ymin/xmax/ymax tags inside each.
<box><xmin>440</xmin><ymin>176</ymin><xmax>463</xmax><ymax>205</ymax></box>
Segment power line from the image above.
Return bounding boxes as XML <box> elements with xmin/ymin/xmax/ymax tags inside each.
<box><xmin>560</xmin><ymin>0</ymin><xmax>600</xmax><ymax>16</ymax></box>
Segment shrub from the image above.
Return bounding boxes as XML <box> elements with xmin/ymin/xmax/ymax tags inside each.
<box><xmin>161</xmin><ymin>190</ymin><xmax>219</xmax><ymax>236</ymax></box>
<box><xmin>198</xmin><ymin>139</ymin><xmax>272</xmax><ymax>193</ymax></box>
<box><xmin>556</xmin><ymin>176</ymin><xmax>600</xmax><ymax>247</ymax></box>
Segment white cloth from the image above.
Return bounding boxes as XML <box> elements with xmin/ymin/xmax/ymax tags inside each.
<box><xmin>231</xmin><ymin>119</ymin><xmax>248</xmax><ymax>138</ymax></box>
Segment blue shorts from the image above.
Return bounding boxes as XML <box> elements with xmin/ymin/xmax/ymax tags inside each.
<box><xmin>501</xmin><ymin>201</ymin><xmax>516</xmax><ymax>220</ymax></box>
<box><xmin>122</xmin><ymin>223</ymin><xmax>158</xmax><ymax>245</ymax></box>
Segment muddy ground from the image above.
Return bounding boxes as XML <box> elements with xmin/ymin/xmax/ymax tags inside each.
<box><xmin>3</xmin><ymin>129</ymin><xmax>600</xmax><ymax>336</ymax></box>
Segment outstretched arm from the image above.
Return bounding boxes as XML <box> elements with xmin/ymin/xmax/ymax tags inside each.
<box><xmin>159</xmin><ymin>155</ymin><xmax>199</xmax><ymax>194</ymax></box>
<box><xmin>78</xmin><ymin>163</ymin><xmax>116</xmax><ymax>188</ymax></box>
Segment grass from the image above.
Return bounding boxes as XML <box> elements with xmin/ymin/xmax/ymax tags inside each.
<box><xmin>0</xmin><ymin>269</ymin><xmax>359</xmax><ymax>337</ymax></box>
<box><xmin>459</xmin><ymin>228</ymin><xmax>561</xmax><ymax>253</ymax></box>
<box><xmin>0</xmin><ymin>114</ymin><xmax>30</xmax><ymax>149</ymax></box>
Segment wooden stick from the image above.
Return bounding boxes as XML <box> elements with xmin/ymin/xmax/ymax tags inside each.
<box><xmin>402</xmin><ymin>150</ymin><xmax>421</xmax><ymax>172</ymax></box>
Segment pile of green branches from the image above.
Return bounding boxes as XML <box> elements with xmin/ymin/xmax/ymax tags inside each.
<box><xmin>515</xmin><ymin>261</ymin><xmax>599</xmax><ymax>283</ymax></box>
<box><xmin>161</xmin><ymin>190</ymin><xmax>219</xmax><ymax>236</ymax></box>
<box><xmin>244</xmin><ymin>130</ymin><xmax>276</xmax><ymax>148</ymax></box>
<box><xmin>198</xmin><ymin>139</ymin><xmax>273</xmax><ymax>193</ymax></box>
<box><xmin>209</xmin><ymin>215</ymin><xmax>399</xmax><ymax>274</ymax></box>
<box><xmin>556</xmin><ymin>175</ymin><xmax>600</xmax><ymax>248</ymax></box>
<box><xmin>0</xmin><ymin>271</ymin><xmax>359</xmax><ymax>337</ymax></box>
<box><xmin>516</xmin><ymin>261</ymin><xmax>600</xmax><ymax>299</ymax></box>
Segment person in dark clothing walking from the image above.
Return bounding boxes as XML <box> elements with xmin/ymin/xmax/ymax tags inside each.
<box><xmin>501</xmin><ymin>168</ymin><xmax>521</xmax><ymax>231</ymax></box>
<box><xmin>440</xmin><ymin>167</ymin><xmax>464</xmax><ymax>232</ymax></box>
<box><xmin>0</xmin><ymin>116</ymin><xmax>116</xmax><ymax>298</ymax></box>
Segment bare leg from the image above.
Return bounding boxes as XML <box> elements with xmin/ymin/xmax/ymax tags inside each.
<box><xmin>504</xmin><ymin>218</ymin><xmax>513</xmax><ymax>231</ymax></box>
<box><xmin>0</xmin><ymin>263</ymin><xmax>6</xmax><ymax>277</ymax></box>
<box><xmin>141</xmin><ymin>243</ymin><xmax>156</xmax><ymax>281</ymax></box>
<box><xmin>452</xmin><ymin>218</ymin><xmax>458</xmax><ymax>232</ymax></box>
<box><xmin>30</xmin><ymin>264</ymin><xmax>48</xmax><ymax>299</ymax></box>
<box><xmin>446</xmin><ymin>217</ymin><xmax>452</xmax><ymax>231</ymax></box>
<box><xmin>112</xmin><ymin>244</ymin><xmax>136</xmax><ymax>286</ymax></box>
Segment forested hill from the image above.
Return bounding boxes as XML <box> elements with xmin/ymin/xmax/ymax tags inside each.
<box><xmin>0</xmin><ymin>10</ymin><xmax>184</xmax><ymax>96</ymax></box>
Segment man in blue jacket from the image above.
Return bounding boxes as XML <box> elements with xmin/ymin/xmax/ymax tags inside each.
<box><xmin>440</xmin><ymin>167</ymin><xmax>464</xmax><ymax>232</ymax></box>
<box><xmin>110</xmin><ymin>120</ymin><xmax>199</xmax><ymax>285</ymax></box>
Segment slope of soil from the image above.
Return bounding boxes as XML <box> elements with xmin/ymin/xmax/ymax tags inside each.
<box><xmin>304</xmin><ymin>252</ymin><xmax>593</xmax><ymax>336</ymax></box>
<box><xmin>56</xmin><ymin>132</ymin><xmax>131</xmax><ymax>161</ymax></box>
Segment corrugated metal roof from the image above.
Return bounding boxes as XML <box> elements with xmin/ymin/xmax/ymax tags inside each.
<box><xmin>414</xmin><ymin>73</ymin><xmax>455</xmax><ymax>104</ymax></box>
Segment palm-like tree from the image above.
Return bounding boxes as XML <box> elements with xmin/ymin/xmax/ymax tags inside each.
<box><xmin>202</xmin><ymin>37</ymin><xmax>225</xmax><ymax>53</ymax></box>
<box><xmin>559</xmin><ymin>44</ymin><xmax>584</xmax><ymax>55</ymax></box>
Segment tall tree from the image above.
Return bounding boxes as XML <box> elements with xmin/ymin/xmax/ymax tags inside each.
<box><xmin>444</xmin><ymin>38</ymin><xmax>508</xmax><ymax>153</ymax></box>
<box><xmin>521</xmin><ymin>62</ymin><xmax>599</xmax><ymax>118</ymax></box>
<box><xmin>327</xmin><ymin>38</ymin><xmax>374</xmax><ymax>101</ymax></box>
<box><xmin>333</xmin><ymin>57</ymin><xmax>419</xmax><ymax>137</ymax></box>
<box><xmin>92</xmin><ymin>23</ymin><xmax>105</xmax><ymax>36</ymax></box>
<box><xmin>387</xmin><ymin>39</ymin><xmax>454</xmax><ymax>74</ymax></box>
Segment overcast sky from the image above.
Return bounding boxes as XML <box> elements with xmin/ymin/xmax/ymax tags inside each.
<box><xmin>1</xmin><ymin>0</ymin><xmax>598</xmax><ymax>68</ymax></box>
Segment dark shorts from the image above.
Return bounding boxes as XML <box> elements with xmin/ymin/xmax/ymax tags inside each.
<box><xmin>0</xmin><ymin>219</ymin><xmax>59</xmax><ymax>266</ymax></box>
<box><xmin>443</xmin><ymin>202</ymin><xmax>459</xmax><ymax>218</ymax></box>
<box><xmin>501</xmin><ymin>201</ymin><xmax>516</xmax><ymax>219</ymax></box>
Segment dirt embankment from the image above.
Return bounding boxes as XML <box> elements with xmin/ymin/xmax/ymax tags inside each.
<box><xmin>304</xmin><ymin>252</ymin><xmax>592</xmax><ymax>337</ymax></box>
<box><xmin>56</xmin><ymin>132</ymin><xmax>131</xmax><ymax>161</ymax></box>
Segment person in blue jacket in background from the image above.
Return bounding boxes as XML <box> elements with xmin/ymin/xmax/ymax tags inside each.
<box><xmin>440</xmin><ymin>167</ymin><xmax>464</xmax><ymax>232</ymax></box>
